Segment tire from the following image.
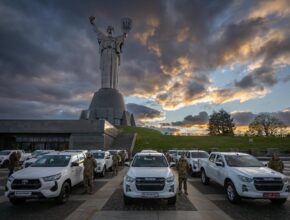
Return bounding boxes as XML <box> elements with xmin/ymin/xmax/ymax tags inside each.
<box><xmin>101</xmin><ymin>166</ymin><xmax>106</xmax><ymax>177</ymax></box>
<box><xmin>225</xmin><ymin>181</ymin><xmax>241</xmax><ymax>204</ymax></box>
<box><xmin>55</xmin><ymin>181</ymin><xmax>70</xmax><ymax>204</ymax></box>
<box><xmin>201</xmin><ymin>169</ymin><xmax>210</xmax><ymax>185</ymax></box>
<box><xmin>123</xmin><ymin>194</ymin><xmax>132</xmax><ymax>205</ymax></box>
<box><xmin>270</xmin><ymin>198</ymin><xmax>287</xmax><ymax>205</ymax></box>
<box><xmin>9</xmin><ymin>198</ymin><xmax>26</xmax><ymax>205</ymax></box>
<box><xmin>168</xmin><ymin>195</ymin><xmax>176</xmax><ymax>205</ymax></box>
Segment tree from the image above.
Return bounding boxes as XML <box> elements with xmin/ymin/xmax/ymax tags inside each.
<box><xmin>208</xmin><ymin>109</ymin><xmax>235</xmax><ymax>135</ymax></box>
<box><xmin>248</xmin><ymin>113</ymin><xmax>286</xmax><ymax>136</ymax></box>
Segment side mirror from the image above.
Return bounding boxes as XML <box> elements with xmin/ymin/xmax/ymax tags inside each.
<box><xmin>215</xmin><ymin>161</ymin><xmax>224</xmax><ymax>167</ymax></box>
<box><xmin>71</xmin><ymin>162</ymin><xmax>79</xmax><ymax>167</ymax></box>
<box><xmin>170</xmin><ymin>162</ymin><xmax>176</xmax><ymax>167</ymax></box>
<box><xmin>124</xmin><ymin>161</ymin><xmax>130</xmax><ymax>167</ymax></box>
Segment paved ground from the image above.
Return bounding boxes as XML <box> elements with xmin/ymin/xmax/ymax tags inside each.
<box><xmin>0</xmin><ymin>161</ymin><xmax>290</xmax><ymax>220</ymax></box>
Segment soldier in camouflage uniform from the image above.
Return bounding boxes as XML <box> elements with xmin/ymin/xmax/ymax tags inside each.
<box><xmin>268</xmin><ymin>153</ymin><xmax>284</xmax><ymax>173</ymax></box>
<box><xmin>112</xmin><ymin>154</ymin><xmax>120</xmax><ymax>176</ymax></box>
<box><xmin>177</xmin><ymin>153</ymin><xmax>189</xmax><ymax>195</ymax></box>
<box><xmin>83</xmin><ymin>152</ymin><xmax>97</xmax><ymax>194</ymax></box>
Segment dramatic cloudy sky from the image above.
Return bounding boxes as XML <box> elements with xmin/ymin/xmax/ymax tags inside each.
<box><xmin>0</xmin><ymin>0</ymin><xmax>290</xmax><ymax>133</ymax></box>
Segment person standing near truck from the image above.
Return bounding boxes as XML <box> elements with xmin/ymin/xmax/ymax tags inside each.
<box><xmin>83</xmin><ymin>152</ymin><xmax>97</xmax><ymax>194</ymax></box>
<box><xmin>268</xmin><ymin>153</ymin><xmax>284</xmax><ymax>173</ymax></box>
<box><xmin>8</xmin><ymin>151</ymin><xmax>18</xmax><ymax>177</ymax></box>
<box><xmin>177</xmin><ymin>153</ymin><xmax>189</xmax><ymax>195</ymax></box>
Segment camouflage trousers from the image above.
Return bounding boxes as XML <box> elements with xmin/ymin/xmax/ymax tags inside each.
<box><xmin>83</xmin><ymin>175</ymin><xmax>93</xmax><ymax>193</ymax></box>
<box><xmin>112</xmin><ymin>164</ymin><xmax>118</xmax><ymax>176</ymax></box>
<box><xmin>178</xmin><ymin>176</ymin><xmax>187</xmax><ymax>192</ymax></box>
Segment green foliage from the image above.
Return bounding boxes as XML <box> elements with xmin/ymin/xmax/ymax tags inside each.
<box><xmin>208</xmin><ymin>109</ymin><xmax>235</xmax><ymax>136</ymax></box>
<box><xmin>118</xmin><ymin>126</ymin><xmax>290</xmax><ymax>152</ymax></box>
<box><xmin>249</xmin><ymin>113</ymin><xmax>286</xmax><ymax>136</ymax></box>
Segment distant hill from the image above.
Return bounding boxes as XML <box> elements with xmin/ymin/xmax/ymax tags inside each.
<box><xmin>118</xmin><ymin>126</ymin><xmax>290</xmax><ymax>152</ymax></box>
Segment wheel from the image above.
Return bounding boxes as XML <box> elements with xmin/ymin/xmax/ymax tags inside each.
<box><xmin>123</xmin><ymin>194</ymin><xmax>132</xmax><ymax>205</ymax></box>
<box><xmin>168</xmin><ymin>195</ymin><xmax>176</xmax><ymax>205</ymax></box>
<box><xmin>55</xmin><ymin>182</ymin><xmax>70</xmax><ymax>204</ymax></box>
<box><xmin>225</xmin><ymin>181</ymin><xmax>241</xmax><ymax>204</ymax></box>
<box><xmin>9</xmin><ymin>198</ymin><xmax>26</xmax><ymax>205</ymax></box>
<box><xmin>100</xmin><ymin>166</ymin><xmax>106</xmax><ymax>177</ymax></box>
<box><xmin>270</xmin><ymin>198</ymin><xmax>287</xmax><ymax>205</ymax></box>
<box><xmin>201</xmin><ymin>169</ymin><xmax>210</xmax><ymax>185</ymax></box>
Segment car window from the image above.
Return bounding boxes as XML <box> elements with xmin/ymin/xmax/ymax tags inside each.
<box><xmin>132</xmin><ymin>155</ymin><xmax>168</xmax><ymax>167</ymax></box>
<box><xmin>93</xmin><ymin>152</ymin><xmax>105</xmax><ymax>159</ymax></box>
<box><xmin>191</xmin><ymin>152</ymin><xmax>209</xmax><ymax>158</ymax></box>
<box><xmin>209</xmin><ymin>154</ymin><xmax>216</xmax><ymax>163</ymax></box>
<box><xmin>216</xmin><ymin>155</ymin><xmax>223</xmax><ymax>163</ymax></box>
<box><xmin>31</xmin><ymin>155</ymin><xmax>71</xmax><ymax>167</ymax></box>
<box><xmin>225</xmin><ymin>154</ymin><xmax>263</xmax><ymax>167</ymax></box>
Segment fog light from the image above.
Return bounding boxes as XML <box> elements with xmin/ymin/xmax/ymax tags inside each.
<box><xmin>126</xmin><ymin>184</ymin><xmax>131</xmax><ymax>192</ymax></box>
<box><xmin>169</xmin><ymin>185</ymin><xmax>174</xmax><ymax>192</ymax></box>
<box><xmin>242</xmin><ymin>184</ymin><xmax>248</xmax><ymax>192</ymax></box>
<box><xmin>50</xmin><ymin>181</ymin><xmax>58</xmax><ymax>192</ymax></box>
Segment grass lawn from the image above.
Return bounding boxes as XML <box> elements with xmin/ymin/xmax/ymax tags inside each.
<box><xmin>118</xmin><ymin>126</ymin><xmax>290</xmax><ymax>152</ymax></box>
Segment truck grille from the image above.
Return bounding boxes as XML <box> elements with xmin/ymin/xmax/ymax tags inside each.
<box><xmin>253</xmin><ymin>177</ymin><xmax>283</xmax><ymax>191</ymax></box>
<box><xmin>11</xmin><ymin>179</ymin><xmax>41</xmax><ymax>190</ymax></box>
<box><xmin>135</xmin><ymin>177</ymin><xmax>165</xmax><ymax>191</ymax></box>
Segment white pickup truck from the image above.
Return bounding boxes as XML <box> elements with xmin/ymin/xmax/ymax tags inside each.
<box><xmin>123</xmin><ymin>151</ymin><xmax>177</xmax><ymax>205</ymax></box>
<box><xmin>5</xmin><ymin>152</ymin><xmax>85</xmax><ymax>205</ymax></box>
<box><xmin>199</xmin><ymin>152</ymin><xmax>289</xmax><ymax>204</ymax></box>
<box><xmin>91</xmin><ymin>150</ymin><xmax>113</xmax><ymax>177</ymax></box>
<box><xmin>186</xmin><ymin>150</ymin><xmax>209</xmax><ymax>176</ymax></box>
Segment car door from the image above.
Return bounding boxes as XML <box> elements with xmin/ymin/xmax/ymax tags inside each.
<box><xmin>207</xmin><ymin>154</ymin><xmax>217</xmax><ymax>180</ymax></box>
<box><xmin>214</xmin><ymin>155</ymin><xmax>226</xmax><ymax>185</ymax></box>
<box><xmin>76</xmin><ymin>154</ymin><xmax>84</xmax><ymax>182</ymax></box>
<box><xmin>70</xmin><ymin>155</ymin><xmax>79</xmax><ymax>186</ymax></box>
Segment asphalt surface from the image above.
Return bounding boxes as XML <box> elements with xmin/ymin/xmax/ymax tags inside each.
<box><xmin>102</xmin><ymin>187</ymin><xmax>196</xmax><ymax>211</ymax></box>
<box><xmin>189</xmin><ymin>180</ymin><xmax>225</xmax><ymax>194</ymax></box>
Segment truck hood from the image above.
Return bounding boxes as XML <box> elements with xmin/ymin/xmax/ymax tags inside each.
<box><xmin>12</xmin><ymin>167</ymin><xmax>65</xmax><ymax>179</ymax></box>
<box><xmin>95</xmin><ymin>159</ymin><xmax>105</xmax><ymax>164</ymax></box>
<box><xmin>127</xmin><ymin>167</ymin><xmax>173</xmax><ymax>178</ymax></box>
<box><xmin>231</xmin><ymin>167</ymin><xmax>285</xmax><ymax>178</ymax></box>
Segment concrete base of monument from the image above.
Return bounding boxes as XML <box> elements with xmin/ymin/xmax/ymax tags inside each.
<box><xmin>80</xmin><ymin>88</ymin><xmax>136</xmax><ymax>126</ymax></box>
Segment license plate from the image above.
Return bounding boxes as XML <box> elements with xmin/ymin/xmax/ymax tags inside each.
<box><xmin>15</xmin><ymin>191</ymin><xmax>32</xmax><ymax>197</ymax></box>
<box><xmin>141</xmin><ymin>192</ymin><xmax>159</xmax><ymax>198</ymax></box>
<box><xmin>263</xmin><ymin>193</ymin><xmax>280</xmax><ymax>198</ymax></box>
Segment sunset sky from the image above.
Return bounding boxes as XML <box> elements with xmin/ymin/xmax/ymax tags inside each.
<box><xmin>0</xmin><ymin>0</ymin><xmax>290</xmax><ymax>134</ymax></box>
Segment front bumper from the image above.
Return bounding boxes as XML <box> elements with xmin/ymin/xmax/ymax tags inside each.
<box><xmin>235</xmin><ymin>181</ymin><xmax>290</xmax><ymax>199</ymax></box>
<box><xmin>5</xmin><ymin>179</ymin><xmax>61</xmax><ymax>199</ymax></box>
<box><xmin>123</xmin><ymin>180</ymin><xmax>177</xmax><ymax>199</ymax></box>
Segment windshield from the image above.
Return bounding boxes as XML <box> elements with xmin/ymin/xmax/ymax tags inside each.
<box><xmin>0</xmin><ymin>150</ymin><xmax>11</xmax><ymax>155</ymax></box>
<box><xmin>31</xmin><ymin>155</ymin><xmax>71</xmax><ymax>167</ymax></box>
<box><xmin>224</xmin><ymin>155</ymin><xmax>263</xmax><ymax>167</ymax></box>
<box><xmin>178</xmin><ymin>151</ymin><xmax>185</xmax><ymax>155</ymax></box>
<box><xmin>132</xmin><ymin>155</ymin><xmax>168</xmax><ymax>167</ymax></box>
<box><xmin>191</xmin><ymin>152</ymin><xmax>209</xmax><ymax>158</ymax></box>
<box><xmin>93</xmin><ymin>152</ymin><xmax>105</xmax><ymax>159</ymax></box>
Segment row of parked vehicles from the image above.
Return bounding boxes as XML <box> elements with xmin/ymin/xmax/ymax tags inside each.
<box><xmin>1</xmin><ymin>149</ymin><xmax>128</xmax><ymax>205</ymax></box>
<box><xmin>122</xmin><ymin>149</ymin><xmax>289</xmax><ymax>205</ymax></box>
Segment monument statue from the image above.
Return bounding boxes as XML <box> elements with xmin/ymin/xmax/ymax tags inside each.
<box><xmin>89</xmin><ymin>16</ymin><xmax>132</xmax><ymax>89</ymax></box>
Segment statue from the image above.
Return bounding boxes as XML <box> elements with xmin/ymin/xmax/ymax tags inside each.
<box><xmin>89</xmin><ymin>16</ymin><xmax>132</xmax><ymax>89</ymax></box>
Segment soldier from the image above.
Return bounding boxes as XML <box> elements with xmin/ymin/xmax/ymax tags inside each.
<box><xmin>8</xmin><ymin>151</ymin><xmax>18</xmax><ymax>177</ymax></box>
<box><xmin>112</xmin><ymin>154</ymin><xmax>119</xmax><ymax>176</ymax></box>
<box><xmin>177</xmin><ymin>152</ymin><xmax>189</xmax><ymax>195</ymax></box>
<box><xmin>268</xmin><ymin>153</ymin><xmax>284</xmax><ymax>173</ymax></box>
<box><xmin>83</xmin><ymin>152</ymin><xmax>97</xmax><ymax>194</ymax></box>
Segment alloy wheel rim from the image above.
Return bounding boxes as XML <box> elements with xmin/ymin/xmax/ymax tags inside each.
<box><xmin>227</xmin><ymin>185</ymin><xmax>234</xmax><ymax>200</ymax></box>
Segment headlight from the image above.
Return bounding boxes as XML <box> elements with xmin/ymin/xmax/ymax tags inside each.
<box><xmin>125</xmin><ymin>175</ymin><xmax>135</xmax><ymax>183</ymax></box>
<box><xmin>238</xmin><ymin>175</ymin><xmax>253</xmax><ymax>183</ymax></box>
<box><xmin>166</xmin><ymin>175</ymin><xmax>174</xmax><ymax>183</ymax></box>
<box><xmin>8</xmin><ymin>176</ymin><xmax>14</xmax><ymax>182</ymax></box>
<box><xmin>42</xmin><ymin>173</ymin><xmax>62</xmax><ymax>182</ymax></box>
<box><xmin>282</xmin><ymin>177</ymin><xmax>289</xmax><ymax>184</ymax></box>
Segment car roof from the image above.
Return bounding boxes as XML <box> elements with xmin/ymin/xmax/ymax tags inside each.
<box><xmin>211</xmin><ymin>152</ymin><xmax>249</xmax><ymax>156</ymax></box>
<box><xmin>136</xmin><ymin>152</ymin><xmax>163</xmax><ymax>156</ymax></box>
<box><xmin>187</xmin><ymin>150</ymin><xmax>208</xmax><ymax>153</ymax></box>
<box><xmin>140</xmin><ymin>150</ymin><xmax>158</xmax><ymax>153</ymax></box>
<box><xmin>90</xmin><ymin>150</ymin><xmax>106</xmax><ymax>153</ymax></box>
<box><xmin>46</xmin><ymin>151</ymin><xmax>81</xmax><ymax>156</ymax></box>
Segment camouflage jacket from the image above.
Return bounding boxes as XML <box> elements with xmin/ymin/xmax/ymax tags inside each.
<box><xmin>177</xmin><ymin>158</ymin><xmax>189</xmax><ymax>178</ymax></box>
<box><xmin>83</xmin><ymin>157</ymin><xmax>97</xmax><ymax>177</ymax></box>
<box><xmin>8</xmin><ymin>152</ymin><xmax>19</xmax><ymax>169</ymax></box>
<box><xmin>268</xmin><ymin>158</ymin><xmax>284</xmax><ymax>173</ymax></box>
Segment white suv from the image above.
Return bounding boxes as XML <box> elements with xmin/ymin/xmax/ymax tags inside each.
<box><xmin>123</xmin><ymin>151</ymin><xmax>177</xmax><ymax>205</ymax></box>
<box><xmin>91</xmin><ymin>150</ymin><xmax>113</xmax><ymax>177</ymax></box>
<box><xmin>186</xmin><ymin>150</ymin><xmax>209</xmax><ymax>176</ymax></box>
<box><xmin>5</xmin><ymin>152</ymin><xmax>85</xmax><ymax>205</ymax></box>
<box><xmin>200</xmin><ymin>152</ymin><xmax>289</xmax><ymax>204</ymax></box>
